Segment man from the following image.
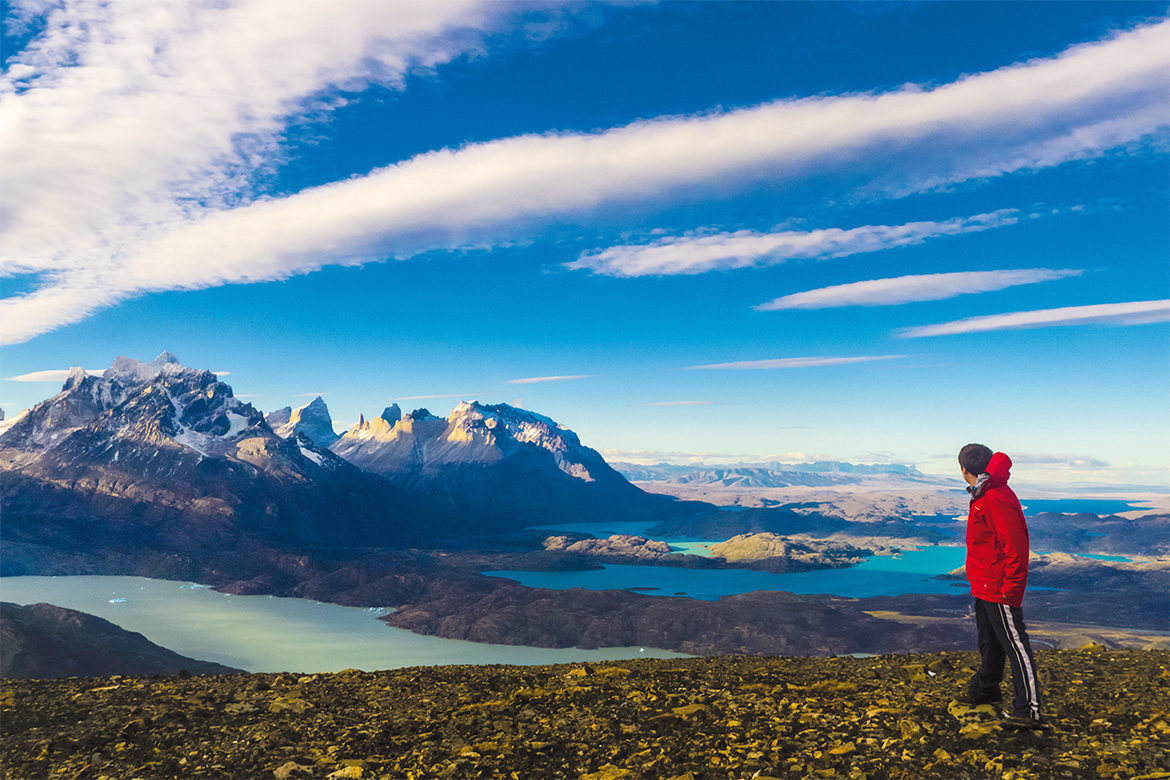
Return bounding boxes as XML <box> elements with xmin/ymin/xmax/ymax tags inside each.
<box><xmin>957</xmin><ymin>443</ymin><xmax>1044</xmax><ymax>730</ymax></box>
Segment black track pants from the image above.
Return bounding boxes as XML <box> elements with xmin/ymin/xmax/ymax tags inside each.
<box><xmin>968</xmin><ymin>598</ymin><xmax>1042</xmax><ymax>719</ymax></box>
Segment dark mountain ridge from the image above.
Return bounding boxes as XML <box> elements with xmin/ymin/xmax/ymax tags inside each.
<box><xmin>0</xmin><ymin>602</ymin><xmax>240</xmax><ymax>679</ymax></box>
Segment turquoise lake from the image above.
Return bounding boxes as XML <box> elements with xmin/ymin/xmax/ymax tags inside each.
<box><xmin>1021</xmin><ymin>498</ymin><xmax>1148</xmax><ymax>515</ymax></box>
<box><xmin>0</xmin><ymin>576</ymin><xmax>688</xmax><ymax>673</ymax></box>
<box><xmin>484</xmin><ymin>546</ymin><xmax>973</xmax><ymax>600</ymax></box>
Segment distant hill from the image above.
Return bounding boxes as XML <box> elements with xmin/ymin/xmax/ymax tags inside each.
<box><xmin>1</xmin><ymin>602</ymin><xmax>240</xmax><ymax>679</ymax></box>
<box><xmin>614</xmin><ymin>460</ymin><xmax>940</xmax><ymax>488</ymax></box>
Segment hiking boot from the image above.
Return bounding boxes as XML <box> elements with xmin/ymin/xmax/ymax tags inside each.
<box><xmin>954</xmin><ymin>691</ymin><xmax>1002</xmax><ymax>706</ymax></box>
<box><xmin>1002</xmin><ymin>714</ymin><xmax>1046</xmax><ymax>730</ymax></box>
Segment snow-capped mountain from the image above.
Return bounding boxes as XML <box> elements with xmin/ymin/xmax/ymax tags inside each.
<box><xmin>4</xmin><ymin>352</ymin><xmax>297</xmax><ymax>470</ymax></box>
<box><xmin>0</xmin><ymin>353</ymin><xmax>426</xmax><ymax>568</ymax></box>
<box><xmin>265</xmin><ymin>396</ymin><xmax>339</xmax><ymax>447</ymax></box>
<box><xmin>331</xmin><ymin>400</ymin><xmax>671</xmax><ymax>527</ymax></box>
<box><xmin>334</xmin><ymin>401</ymin><xmax>612</xmax><ymax>478</ymax></box>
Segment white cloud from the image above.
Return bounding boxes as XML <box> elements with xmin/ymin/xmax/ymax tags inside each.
<box><xmin>505</xmin><ymin>374</ymin><xmax>594</xmax><ymax>384</ymax></box>
<box><xmin>687</xmin><ymin>355</ymin><xmax>905</xmax><ymax>370</ymax></box>
<box><xmin>0</xmin><ymin>0</ymin><xmax>537</xmax><ymax>343</ymax></box>
<box><xmin>4</xmin><ymin>368</ymin><xmax>104</xmax><ymax>382</ymax></box>
<box><xmin>2</xmin><ymin>13</ymin><xmax>1167</xmax><ymax>343</ymax></box>
<box><xmin>756</xmin><ymin>268</ymin><xmax>1082</xmax><ymax>310</ymax></box>
<box><xmin>569</xmin><ymin>211</ymin><xmax>1019</xmax><ymax>277</ymax></box>
<box><xmin>900</xmin><ymin>299</ymin><xmax>1170</xmax><ymax>337</ymax></box>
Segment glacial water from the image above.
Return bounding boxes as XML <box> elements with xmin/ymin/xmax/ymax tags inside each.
<box><xmin>0</xmin><ymin>576</ymin><xmax>688</xmax><ymax>673</ymax></box>
<box><xmin>484</xmin><ymin>546</ymin><xmax>974</xmax><ymax>600</ymax></box>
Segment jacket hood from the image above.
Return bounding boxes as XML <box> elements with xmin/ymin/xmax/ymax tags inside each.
<box><xmin>985</xmin><ymin>451</ymin><xmax>1012</xmax><ymax>488</ymax></box>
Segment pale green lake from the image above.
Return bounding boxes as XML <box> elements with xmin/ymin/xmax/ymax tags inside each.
<box><xmin>0</xmin><ymin>576</ymin><xmax>688</xmax><ymax>674</ymax></box>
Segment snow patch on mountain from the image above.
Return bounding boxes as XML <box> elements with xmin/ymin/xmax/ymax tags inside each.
<box><xmin>299</xmin><ymin>444</ymin><xmax>325</xmax><ymax>466</ymax></box>
<box><xmin>224</xmin><ymin>412</ymin><xmax>249</xmax><ymax>438</ymax></box>
<box><xmin>0</xmin><ymin>409</ymin><xmax>28</xmax><ymax>436</ymax></box>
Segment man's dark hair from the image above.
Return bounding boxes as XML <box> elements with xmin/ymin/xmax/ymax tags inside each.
<box><xmin>958</xmin><ymin>443</ymin><xmax>994</xmax><ymax>475</ymax></box>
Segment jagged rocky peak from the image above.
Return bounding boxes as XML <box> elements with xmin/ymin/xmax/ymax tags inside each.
<box><xmin>332</xmin><ymin>398</ymin><xmax>607</xmax><ymax>483</ymax></box>
<box><xmin>268</xmin><ymin>396</ymin><xmax>338</xmax><ymax>447</ymax></box>
<box><xmin>265</xmin><ymin>406</ymin><xmax>293</xmax><ymax>428</ymax></box>
<box><xmin>447</xmin><ymin>401</ymin><xmax>580</xmax><ymax>451</ymax></box>
<box><xmin>400</xmin><ymin>407</ymin><xmax>444</xmax><ymax>432</ymax></box>
<box><xmin>346</xmin><ymin>406</ymin><xmax>443</xmax><ymax>441</ymax></box>
<box><xmin>62</xmin><ymin>367</ymin><xmax>90</xmax><ymax>391</ymax></box>
<box><xmin>0</xmin><ymin>351</ymin><xmax>272</xmax><ymax>459</ymax></box>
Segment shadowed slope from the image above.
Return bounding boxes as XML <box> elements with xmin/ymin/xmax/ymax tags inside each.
<box><xmin>0</xmin><ymin>602</ymin><xmax>241</xmax><ymax>679</ymax></box>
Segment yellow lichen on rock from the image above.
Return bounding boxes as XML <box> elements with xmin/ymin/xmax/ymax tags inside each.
<box><xmin>3</xmin><ymin>648</ymin><xmax>1169</xmax><ymax>779</ymax></box>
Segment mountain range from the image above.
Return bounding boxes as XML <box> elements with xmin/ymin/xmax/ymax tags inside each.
<box><xmin>0</xmin><ymin>353</ymin><xmax>431</xmax><ymax>576</ymax></box>
<box><xmin>327</xmin><ymin>400</ymin><xmax>671</xmax><ymax>527</ymax></box>
<box><xmin>0</xmin><ymin>353</ymin><xmax>687</xmax><ymax>576</ymax></box>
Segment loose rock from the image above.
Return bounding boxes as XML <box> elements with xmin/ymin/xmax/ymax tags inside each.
<box><xmin>2</xmin><ymin>648</ymin><xmax>1168</xmax><ymax>779</ymax></box>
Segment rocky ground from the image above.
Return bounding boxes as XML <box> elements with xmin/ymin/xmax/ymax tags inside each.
<box><xmin>3</xmin><ymin>647</ymin><xmax>1168</xmax><ymax>779</ymax></box>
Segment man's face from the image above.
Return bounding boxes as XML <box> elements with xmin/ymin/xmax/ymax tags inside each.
<box><xmin>960</xmin><ymin>466</ymin><xmax>978</xmax><ymax>486</ymax></box>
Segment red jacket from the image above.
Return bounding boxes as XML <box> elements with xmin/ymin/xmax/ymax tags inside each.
<box><xmin>965</xmin><ymin>452</ymin><xmax>1030</xmax><ymax>607</ymax></box>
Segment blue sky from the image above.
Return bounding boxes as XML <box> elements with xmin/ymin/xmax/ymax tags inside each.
<box><xmin>1</xmin><ymin>1</ymin><xmax>1168</xmax><ymax>486</ymax></box>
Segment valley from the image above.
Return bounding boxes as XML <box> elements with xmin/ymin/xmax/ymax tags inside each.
<box><xmin>1</xmin><ymin>354</ymin><xmax>1166</xmax><ymax>676</ymax></box>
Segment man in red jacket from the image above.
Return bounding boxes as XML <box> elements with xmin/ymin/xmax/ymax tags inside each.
<box><xmin>957</xmin><ymin>443</ymin><xmax>1044</xmax><ymax>729</ymax></box>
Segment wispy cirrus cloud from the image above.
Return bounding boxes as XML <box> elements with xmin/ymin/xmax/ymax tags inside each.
<box><xmin>901</xmin><ymin>299</ymin><xmax>1170</xmax><ymax>337</ymax></box>
<box><xmin>0</xmin><ymin>0</ymin><xmax>555</xmax><ymax>344</ymax></box>
<box><xmin>2</xmin><ymin>14</ymin><xmax>1167</xmax><ymax>344</ymax></box>
<box><xmin>4</xmin><ymin>368</ymin><xmax>104</xmax><ymax>382</ymax></box>
<box><xmin>1010</xmin><ymin>453</ymin><xmax>1112</xmax><ymax>469</ymax></box>
<box><xmin>636</xmin><ymin>401</ymin><xmax>715</xmax><ymax>407</ymax></box>
<box><xmin>4</xmin><ymin>366</ymin><xmax>228</xmax><ymax>382</ymax></box>
<box><xmin>396</xmin><ymin>393</ymin><xmax>481</xmax><ymax>402</ymax></box>
<box><xmin>568</xmin><ymin>211</ymin><xmax>1018</xmax><ymax>277</ymax></box>
<box><xmin>756</xmin><ymin>268</ymin><xmax>1082</xmax><ymax>310</ymax></box>
<box><xmin>687</xmin><ymin>355</ymin><xmax>905</xmax><ymax>370</ymax></box>
<box><xmin>505</xmin><ymin>374</ymin><xmax>593</xmax><ymax>384</ymax></box>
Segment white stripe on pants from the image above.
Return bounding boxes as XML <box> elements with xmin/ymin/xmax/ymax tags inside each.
<box><xmin>998</xmin><ymin>603</ymin><xmax>1040</xmax><ymax>717</ymax></box>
